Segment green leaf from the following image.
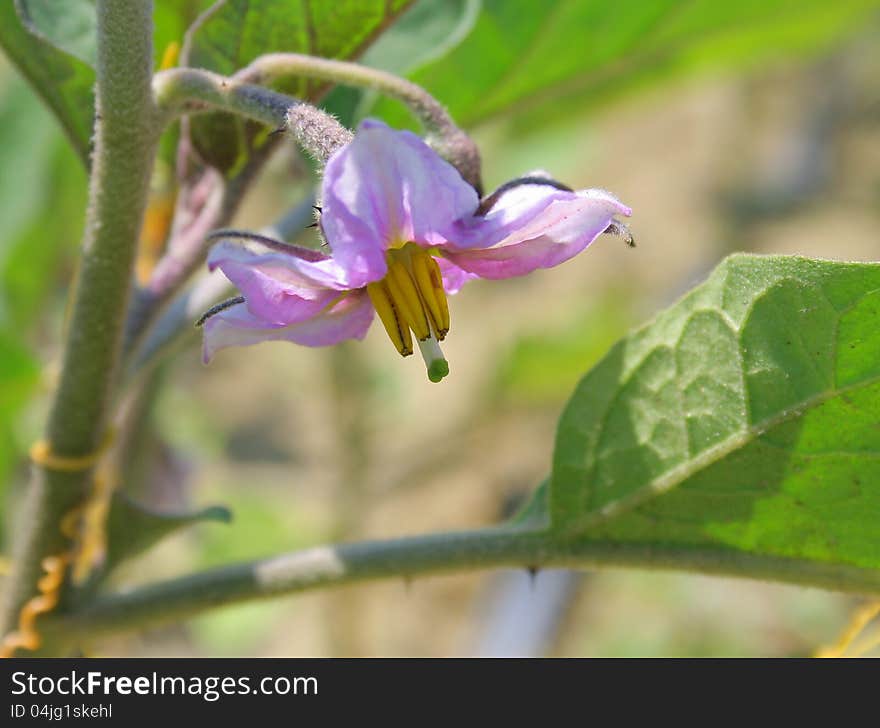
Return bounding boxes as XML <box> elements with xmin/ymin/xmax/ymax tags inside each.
<box><xmin>105</xmin><ymin>493</ymin><xmax>232</xmax><ymax>570</ymax></box>
<box><xmin>551</xmin><ymin>255</ymin><xmax>880</xmax><ymax>576</ymax></box>
<box><xmin>372</xmin><ymin>0</ymin><xmax>877</xmax><ymax>129</ymax></box>
<box><xmin>0</xmin><ymin>2</ymin><xmax>94</xmax><ymax>164</ymax></box>
<box><xmin>357</xmin><ymin>0</ymin><xmax>480</xmax><ymax>75</ymax></box>
<box><xmin>15</xmin><ymin>0</ymin><xmax>97</xmax><ymax>67</ymax></box>
<box><xmin>184</xmin><ymin>0</ymin><xmax>414</xmax><ymax>173</ymax></box>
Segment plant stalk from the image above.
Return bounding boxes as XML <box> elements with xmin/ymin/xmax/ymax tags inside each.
<box><xmin>41</xmin><ymin>527</ymin><xmax>880</xmax><ymax>648</ymax></box>
<box><xmin>1</xmin><ymin>0</ymin><xmax>159</xmax><ymax>644</ymax></box>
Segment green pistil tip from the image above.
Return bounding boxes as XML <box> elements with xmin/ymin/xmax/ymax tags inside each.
<box><xmin>428</xmin><ymin>358</ymin><xmax>449</xmax><ymax>383</ymax></box>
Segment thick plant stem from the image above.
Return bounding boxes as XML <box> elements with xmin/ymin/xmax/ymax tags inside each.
<box><xmin>40</xmin><ymin>527</ymin><xmax>880</xmax><ymax>647</ymax></box>
<box><xmin>0</xmin><ymin>1</ymin><xmax>159</xmax><ymax>642</ymax></box>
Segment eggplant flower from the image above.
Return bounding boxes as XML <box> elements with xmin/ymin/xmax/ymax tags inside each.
<box><xmin>201</xmin><ymin>120</ymin><xmax>632</xmax><ymax>382</ymax></box>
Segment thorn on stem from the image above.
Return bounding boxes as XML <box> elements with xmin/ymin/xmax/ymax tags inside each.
<box><xmin>526</xmin><ymin>565</ymin><xmax>540</xmax><ymax>588</ymax></box>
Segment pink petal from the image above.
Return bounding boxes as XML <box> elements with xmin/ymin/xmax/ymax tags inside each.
<box><xmin>443</xmin><ymin>186</ymin><xmax>631</xmax><ymax>279</ymax></box>
<box><xmin>321</xmin><ymin>119</ymin><xmax>479</xmax><ymax>288</ymax></box>
<box><xmin>202</xmin><ymin>293</ymin><xmax>374</xmax><ymax>363</ymax></box>
<box><xmin>208</xmin><ymin>241</ymin><xmax>350</xmax><ymax>325</ymax></box>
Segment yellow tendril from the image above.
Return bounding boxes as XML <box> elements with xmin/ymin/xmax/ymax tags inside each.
<box><xmin>0</xmin><ymin>554</ymin><xmax>71</xmax><ymax>657</ymax></box>
<box><xmin>815</xmin><ymin>601</ymin><xmax>880</xmax><ymax>658</ymax></box>
<box><xmin>0</xmin><ymin>430</ymin><xmax>117</xmax><ymax>657</ymax></box>
<box><xmin>29</xmin><ymin>429</ymin><xmax>115</xmax><ymax>473</ymax></box>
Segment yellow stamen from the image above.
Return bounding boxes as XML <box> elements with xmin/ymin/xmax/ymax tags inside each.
<box><xmin>368</xmin><ymin>244</ymin><xmax>452</xmax><ymax>382</ymax></box>
<box><xmin>387</xmin><ymin>257</ymin><xmax>430</xmax><ymax>341</ymax></box>
<box><xmin>411</xmin><ymin>248</ymin><xmax>450</xmax><ymax>339</ymax></box>
<box><xmin>367</xmin><ymin>281</ymin><xmax>412</xmax><ymax>356</ymax></box>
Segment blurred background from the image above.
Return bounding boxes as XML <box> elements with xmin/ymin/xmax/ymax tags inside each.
<box><xmin>1</xmin><ymin>0</ymin><xmax>879</xmax><ymax>656</ymax></box>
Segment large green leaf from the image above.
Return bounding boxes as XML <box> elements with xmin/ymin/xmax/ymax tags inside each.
<box><xmin>185</xmin><ymin>0</ymin><xmax>414</xmax><ymax>172</ymax></box>
<box><xmin>0</xmin><ymin>2</ymin><xmax>94</xmax><ymax>165</ymax></box>
<box><xmin>372</xmin><ymin>0</ymin><xmax>878</xmax><ymax>129</ymax></box>
<box><xmin>551</xmin><ymin>255</ymin><xmax>880</xmax><ymax>575</ymax></box>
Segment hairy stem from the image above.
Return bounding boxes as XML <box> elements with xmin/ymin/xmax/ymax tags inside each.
<box><xmin>1</xmin><ymin>1</ymin><xmax>159</xmax><ymax>640</ymax></box>
<box><xmin>41</xmin><ymin>527</ymin><xmax>880</xmax><ymax>646</ymax></box>
<box><xmin>152</xmin><ymin>68</ymin><xmax>352</xmax><ymax>164</ymax></box>
<box><xmin>237</xmin><ymin>53</ymin><xmax>482</xmax><ymax>192</ymax></box>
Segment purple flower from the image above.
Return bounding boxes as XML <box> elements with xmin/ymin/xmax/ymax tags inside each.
<box><xmin>202</xmin><ymin>120</ymin><xmax>631</xmax><ymax>382</ymax></box>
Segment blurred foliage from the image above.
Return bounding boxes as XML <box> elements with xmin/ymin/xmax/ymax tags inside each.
<box><xmin>0</xmin><ymin>332</ymin><xmax>40</xmax><ymax>525</ymax></box>
<box><xmin>15</xmin><ymin>0</ymin><xmax>97</xmax><ymax>67</ymax></box>
<box><xmin>553</xmin><ymin>256</ymin><xmax>880</xmax><ymax>575</ymax></box>
<box><xmin>193</xmin><ymin>490</ymin><xmax>317</xmax><ymax>569</ymax></box>
<box><xmin>372</xmin><ymin>0</ymin><xmax>878</xmax><ymax>130</ymax></box>
<box><xmin>0</xmin><ymin>70</ymin><xmax>87</xmax><ymax>516</ymax></box>
<box><xmin>492</xmin><ymin>293</ymin><xmax>633</xmax><ymax>408</ymax></box>
<box><xmin>323</xmin><ymin>0</ymin><xmax>479</xmax><ymax>125</ymax></box>
<box><xmin>0</xmin><ymin>2</ymin><xmax>94</xmax><ymax>164</ymax></box>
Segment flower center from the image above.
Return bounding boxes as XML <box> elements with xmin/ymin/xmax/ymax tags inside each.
<box><xmin>366</xmin><ymin>243</ymin><xmax>450</xmax><ymax>382</ymax></box>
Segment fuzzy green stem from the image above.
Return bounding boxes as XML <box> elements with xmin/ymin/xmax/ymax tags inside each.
<box><xmin>237</xmin><ymin>53</ymin><xmax>482</xmax><ymax>191</ymax></box>
<box><xmin>41</xmin><ymin>527</ymin><xmax>880</xmax><ymax>646</ymax></box>
<box><xmin>0</xmin><ymin>1</ymin><xmax>159</xmax><ymax>641</ymax></box>
<box><xmin>152</xmin><ymin>68</ymin><xmax>352</xmax><ymax>165</ymax></box>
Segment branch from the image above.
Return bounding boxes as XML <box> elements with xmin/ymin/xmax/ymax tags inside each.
<box><xmin>42</xmin><ymin>527</ymin><xmax>880</xmax><ymax>646</ymax></box>
<box><xmin>152</xmin><ymin>68</ymin><xmax>352</xmax><ymax>165</ymax></box>
<box><xmin>1</xmin><ymin>1</ymin><xmax>159</xmax><ymax>639</ymax></box>
<box><xmin>237</xmin><ymin>53</ymin><xmax>482</xmax><ymax>192</ymax></box>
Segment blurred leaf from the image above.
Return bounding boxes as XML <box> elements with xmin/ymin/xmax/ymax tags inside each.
<box><xmin>15</xmin><ymin>0</ymin><xmax>97</xmax><ymax>67</ymax></box>
<box><xmin>0</xmin><ymin>78</ymin><xmax>85</xmax><ymax>526</ymax></box>
<box><xmin>0</xmin><ymin>331</ymin><xmax>40</xmax><ymax>512</ymax></box>
<box><xmin>184</xmin><ymin>0</ymin><xmax>414</xmax><ymax>173</ymax></box>
<box><xmin>372</xmin><ymin>0</ymin><xmax>878</xmax><ymax>129</ymax></box>
<box><xmin>358</xmin><ymin>0</ymin><xmax>480</xmax><ymax>74</ymax></box>
<box><xmin>0</xmin><ymin>78</ymin><xmax>57</xmax><ymax>279</ymax></box>
<box><xmin>0</xmin><ymin>137</ymin><xmax>87</xmax><ymax>331</ymax></box>
<box><xmin>105</xmin><ymin>493</ymin><xmax>231</xmax><ymax>571</ymax></box>
<box><xmin>194</xmin><ymin>493</ymin><xmax>315</xmax><ymax>569</ymax></box>
<box><xmin>0</xmin><ymin>332</ymin><xmax>38</xmax><ymax>426</ymax></box>
<box><xmin>551</xmin><ymin>255</ymin><xmax>880</xmax><ymax>578</ymax></box>
<box><xmin>153</xmin><ymin>1</ymin><xmax>213</xmax><ymax>68</ymax></box>
<box><xmin>323</xmin><ymin>0</ymin><xmax>480</xmax><ymax>126</ymax></box>
<box><xmin>0</xmin><ymin>3</ymin><xmax>94</xmax><ymax>164</ymax></box>
<box><xmin>493</xmin><ymin>297</ymin><xmax>632</xmax><ymax>407</ymax></box>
